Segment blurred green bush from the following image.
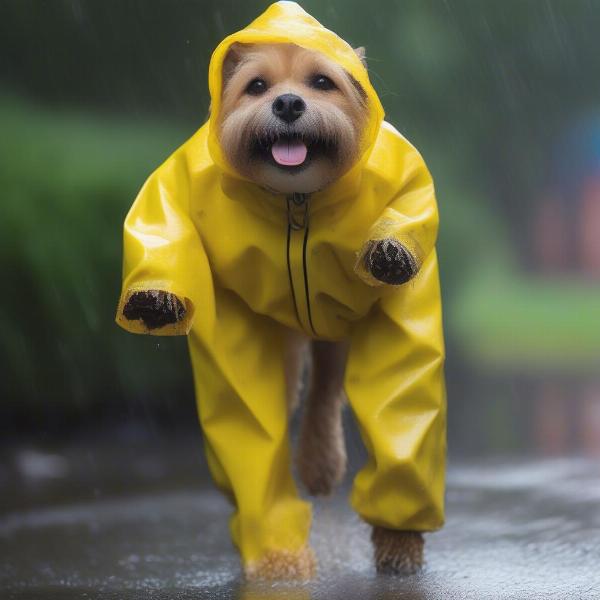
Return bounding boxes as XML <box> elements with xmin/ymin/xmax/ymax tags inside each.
<box><xmin>0</xmin><ymin>94</ymin><xmax>195</xmax><ymax>424</ymax></box>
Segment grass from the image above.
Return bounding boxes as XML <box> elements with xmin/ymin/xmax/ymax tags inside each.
<box><xmin>451</xmin><ymin>270</ymin><xmax>600</xmax><ymax>372</ymax></box>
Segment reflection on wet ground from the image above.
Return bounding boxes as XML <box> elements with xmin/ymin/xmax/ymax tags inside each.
<box><xmin>2</xmin><ymin>435</ymin><xmax>600</xmax><ymax>599</ymax></box>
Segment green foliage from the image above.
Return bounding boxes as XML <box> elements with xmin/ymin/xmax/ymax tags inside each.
<box><xmin>0</xmin><ymin>95</ymin><xmax>194</xmax><ymax>417</ymax></box>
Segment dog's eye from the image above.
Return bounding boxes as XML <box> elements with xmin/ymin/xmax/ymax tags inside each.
<box><xmin>245</xmin><ymin>78</ymin><xmax>268</xmax><ymax>95</ymax></box>
<box><xmin>310</xmin><ymin>74</ymin><xmax>337</xmax><ymax>91</ymax></box>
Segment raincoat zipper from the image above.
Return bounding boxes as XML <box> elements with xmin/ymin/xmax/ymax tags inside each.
<box><xmin>286</xmin><ymin>193</ymin><xmax>317</xmax><ymax>336</ymax></box>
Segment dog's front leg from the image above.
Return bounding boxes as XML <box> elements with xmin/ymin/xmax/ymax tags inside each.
<box><xmin>188</xmin><ymin>287</ymin><xmax>315</xmax><ymax>581</ymax></box>
<box><xmin>363</xmin><ymin>238</ymin><xmax>419</xmax><ymax>285</ymax></box>
<box><xmin>123</xmin><ymin>290</ymin><xmax>187</xmax><ymax>329</ymax></box>
<box><xmin>345</xmin><ymin>252</ymin><xmax>446</xmax><ymax>576</ymax></box>
<box><xmin>371</xmin><ymin>527</ymin><xmax>424</xmax><ymax>575</ymax></box>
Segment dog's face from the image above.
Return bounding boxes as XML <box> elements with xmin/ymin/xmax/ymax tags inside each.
<box><xmin>218</xmin><ymin>43</ymin><xmax>368</xmax><ymax>194</ymax></box>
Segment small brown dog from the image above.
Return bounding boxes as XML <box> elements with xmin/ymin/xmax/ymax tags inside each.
<box><xmin>219</xmin><ymin>41</ymin><xmax>424</xmax><ymax>576</ymax></box>
<box><xmin>118</xmin><ymin>2</ymin><xmax>445</xmax><ymax>581</ymax></box>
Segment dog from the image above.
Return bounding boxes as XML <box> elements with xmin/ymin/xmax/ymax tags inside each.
<box><xmin>117</xmin><ymin>1</ymin><xmax>445</xmax><ymax>581</ymax></box>
<box><xmin>218</xmin><ymin>42</ymin><xmax>367</xmax><ymax>195</ymax></box>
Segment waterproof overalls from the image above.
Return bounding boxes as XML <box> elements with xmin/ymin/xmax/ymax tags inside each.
<box><xmin>116</xmin><ymin>1</ymin><xmax>446</xmax><ymax>568</ymax></box>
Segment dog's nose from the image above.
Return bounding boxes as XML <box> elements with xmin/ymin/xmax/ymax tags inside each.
<box><xmin>272</xmin><ymin>94</ymin><xmax>306</xmax><ymax>123</ymax></box>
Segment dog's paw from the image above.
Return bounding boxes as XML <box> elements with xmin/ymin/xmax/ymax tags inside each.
<box><xmin>296</xmin><ymin>429</ymin><xmax>346</xmax><ymax>496</ymax></box>
<box><xmin>123</xmin><ymin>290</ymin><xmax>186</xmax><ymax>330</ymax></box>
<box><xmin>244</xmin><ymin>546</ymin><xmax>316</xmax><ymax>581</ymax></box>
<box><xmin>365</xmin><ymin>239</ymin><xmax>418</xmax><ymax>285</ymax></box>
<box><xmin>371</xmin><ymin>527</ymin><xmax>424</xmax><ymax>576</ymax></box>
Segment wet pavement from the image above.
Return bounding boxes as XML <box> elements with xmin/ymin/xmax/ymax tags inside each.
<box><xmin>2</xmin><ymin>435</ymin><xmax>600</xmax><ymax>599</ymax></box>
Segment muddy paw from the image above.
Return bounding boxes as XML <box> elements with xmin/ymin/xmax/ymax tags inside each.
<box><xmin>244</xmin><ymin>547</ymin><xmax>316</xmax><ymax>581</ymax></box>
<box><xmin>365</xmin><ymin>239</ymin><xmax>418</xmax><ymax>285</ymax></box>
<box><xmin>371</xmin><ymin>527</ymin><xmax>424</xmax><ymax>576</ymax></box>
<box><xmin>123</xmin><ymin>290</ymin><xmax>186</xmax><ymax>330</ymax></box>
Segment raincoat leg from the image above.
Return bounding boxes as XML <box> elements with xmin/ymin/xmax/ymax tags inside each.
<box><xmin>344</xmin><ymin>251</ymin><xmax>446</xmax><ymax>531</ymax></box>
<box><xmin>187</xmin><ymin>286</ymin><xmax>313</xmax><ymax>575</ymax></box>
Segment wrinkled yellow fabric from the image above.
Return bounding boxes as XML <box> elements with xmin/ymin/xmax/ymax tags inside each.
<box><xmin>116</xmin><ymin>1</ymin><xmax>446</xmax><ymax>566</ymax></box>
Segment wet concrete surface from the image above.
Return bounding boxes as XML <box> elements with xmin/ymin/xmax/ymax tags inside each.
<box><xmin>2</xmin><ymin>435</ymin><xmax>600</xmax><ymax>599</ymax></box>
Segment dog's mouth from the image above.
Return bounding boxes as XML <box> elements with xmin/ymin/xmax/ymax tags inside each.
<box><xmin>271</xmin><ymin>137</ymin><xmax>307</xmax><ymax>167</ymax></box>
<box><xmin>251</xmin><ymin>132</ymin><xmax>337</xmax><ymax>172</ymax></box>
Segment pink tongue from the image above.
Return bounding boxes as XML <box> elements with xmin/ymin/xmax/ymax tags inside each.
<box><xmin>271</xmin><ymin>139</ymin><xmax>307</xmax><ymax>166</ymax></box>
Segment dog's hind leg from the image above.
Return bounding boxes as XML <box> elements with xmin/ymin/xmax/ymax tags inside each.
<box><xmin>284</xmin><ymin>330</ymin><xmax>310</xmax><ymax>415</ymax></box>
<box><xmin>296</xmin><ymin>340</ymin><xmax>348</xmax><ymax>496</ymax></box>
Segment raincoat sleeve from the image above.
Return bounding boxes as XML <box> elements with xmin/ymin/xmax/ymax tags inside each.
<box><xmin>354</xmin><ymin>131</ymin><xmax>438</xmax><ymax>287</ymax></box>
<box><xmin>346</xmin><ymin>128</ymin><xmax>445</xmax><ymax>532</ymax></box>
<box><xmin>345</xmin><ymin>250</ymin><xmax>446</xmax><ymax>532</ymax></box>
<box><xmin>115</xmin><ymin>152</ymin><xmax>212</xmax><ymax>336</ymax></box>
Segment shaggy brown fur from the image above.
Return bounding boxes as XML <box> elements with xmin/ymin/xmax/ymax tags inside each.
<box><xmin>296</xmin><ymin>340</ymin><xmax>348</xmax><ymax>496</ymax></box>
<box><xmin>219</xmin><ymin>42</ymin><xmax>367</xmax><ymax>194</ymax></box>
<box><xmin>371</xmin><ymin>527</ymin><xmax>424</xmax><ymax>575</ymax></box>
<box><xmin>284</xmin><ymin>331</ymin><xmax>310</xmax><ymax>413</ymax></box>
<box><xmin>244</xmin><ymin>546</ymin><xmax>316</xmax><ymax>581</ymax></box>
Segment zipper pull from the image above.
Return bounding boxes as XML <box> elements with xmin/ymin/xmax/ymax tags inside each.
<box><xmin>287</xmin><ymin>193</ymin><xmax>310</xmax><ymax>230</ymax></box>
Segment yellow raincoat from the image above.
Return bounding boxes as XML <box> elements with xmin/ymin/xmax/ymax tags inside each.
<box><xmin>116</xmin><ymin>1</ymin><xmax>445</xmax><ymax>571</ymax></box>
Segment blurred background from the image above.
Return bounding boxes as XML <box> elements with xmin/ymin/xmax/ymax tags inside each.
<box><xmin>6</xmin><ymin>4</ymin><xmax>600</xmax><ymax>596</ymax></box>
<box><xmin>3</xmin><ymin>0</ymin><xmax>600</xmax><ymax>479</ymax></box>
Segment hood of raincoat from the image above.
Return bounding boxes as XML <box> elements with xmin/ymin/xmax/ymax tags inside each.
<box><xmin>206</xmin><ymin>0</ymin><xmax>385</xmax><ymax>183</ymax></box>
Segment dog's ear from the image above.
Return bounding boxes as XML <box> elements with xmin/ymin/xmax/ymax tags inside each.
<box><xmin>222</xmin><ymin>42</ymin><xmax>245</xmax><ymax>89</ymax></box>
<box><xmin>346</xmin><ymin>71</ymin><xmax>368</xmax><ymax>104</ymax></box>
<box><xmin>354</xmin><ymin>46</ymin><xmax>367</xmax><ymax>68</ymax></box>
